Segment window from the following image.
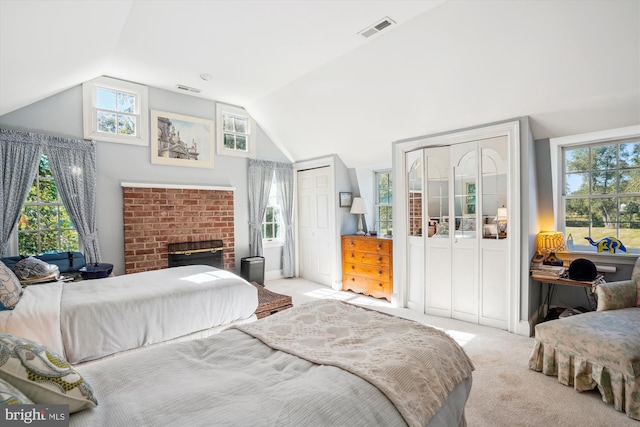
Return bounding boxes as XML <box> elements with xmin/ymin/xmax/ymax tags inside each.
<box><xmin>17</xmin><ymin>154</ymin><xmax>79</xmax><ymax>254</ymax></box>
<box><xmin>216</xmin><ymin>103</ymin><xmax>256</xmax><ymax>158</ymax></box>
<box><xmin>262</xmin><ymin>176</ymin><xmax>284</xmax><ymax>247</ymax></box>
<box><xmin>376</xmin><ymin>170</ymin><xmax>393</xmax><ymax>236</ymax></box>
<box><xmin>552</xmin><ymin>126</ymin><xmax>640</xmax><ymax>254</ymax></box>
<box><xmin>83</xmin><ymin>76</ymin><xmax>149</xmax><ymax>145</ymax></box>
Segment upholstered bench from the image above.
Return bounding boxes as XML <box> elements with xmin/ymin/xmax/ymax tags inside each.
<box><xmin>251</xmin><ymin>282</ymin><xmax>293</xmax><ymax>319</ymax></box>
<box><xmin>529</xmin><ymin>264</ymin><xmax>640</xmax><ymax>421</ymax></box>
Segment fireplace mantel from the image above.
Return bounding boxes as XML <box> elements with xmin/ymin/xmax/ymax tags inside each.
<box><xmin>121</xmin><ymin>182</ymin><xmax>235</xmax><ymax>191</ymax></box>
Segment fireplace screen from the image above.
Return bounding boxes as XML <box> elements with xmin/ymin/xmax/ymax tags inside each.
<box><xmin>167</xmin><ymin>240</ymin><xmax>223</xmax><ymax>269</ymax></box>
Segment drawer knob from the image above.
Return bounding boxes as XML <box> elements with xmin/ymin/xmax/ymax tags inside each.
<box><xmin>351</xmin><ymin>265</ymin><xmax>355</xmax><ymax>270</ymax></box>
<box><xmin>377</xmin><ymin>283</ymin><xmax>383</xmax><ymax>288</ymax></box>
<box><xmin>377</xmin><ymin>257</ymin><xmax>382</xmax><ymax>263</ymax></box>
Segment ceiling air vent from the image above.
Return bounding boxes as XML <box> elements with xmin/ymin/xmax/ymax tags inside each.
<box><xmin>176</xmin><ymin>84</ymin><xmax>201</xmax><ymax>94</ymax></box>
<box><xmin>358</xmin><ymin>17</ymin><xmax>396</xmax><ymax>38</ymax></box>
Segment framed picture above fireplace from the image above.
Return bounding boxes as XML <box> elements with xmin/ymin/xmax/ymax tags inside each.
<box><xmin>151</xmin><ymin>110</ymin><xmax>215</xmax><ymax>168</ymax></box>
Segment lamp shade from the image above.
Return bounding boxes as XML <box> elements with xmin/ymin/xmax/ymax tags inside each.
<box><xmin>497</xmin><ymin>206</ymin><xmax>508</xmax><ymax>219</ymax></box>
<box><xmin>350</xmin><ymin>197</ymin><xmax>368</xmax><ymax>215</ymax></box>
<box><xmin>536</xmin><ymin>231</ymin><xmax>566</xmax><ymax>254</ymax></box>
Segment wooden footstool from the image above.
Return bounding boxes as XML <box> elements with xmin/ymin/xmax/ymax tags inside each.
<box><xmin>251</xmin><ymin>282</ymin><xmax>293</xmax><ymax>319</ymax></box>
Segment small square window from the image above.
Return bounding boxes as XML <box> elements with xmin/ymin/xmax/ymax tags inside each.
<box><xmin>216</xmin><ymin>103</ymin><xmax>256</xmax><ymax>158</ymax></box>
<box><xmin>83</xmin><ymin>76</ymin><xmax>149</xmax><ymax>146</ymax></box>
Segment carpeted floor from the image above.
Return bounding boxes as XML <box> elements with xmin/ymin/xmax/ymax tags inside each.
<box><xmin>265</xmin><ymin>277</ymin><xmax>638</xmax><ymax>427</ymax></box>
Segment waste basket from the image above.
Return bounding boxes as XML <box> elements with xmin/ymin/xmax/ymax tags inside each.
<box><xmin>241</xmin><ymin>256</ymin><xmax>265</xmax><ymax>285</ymax></box>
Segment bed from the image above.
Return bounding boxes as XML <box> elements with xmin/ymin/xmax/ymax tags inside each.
<box><xmin>64</xmin><ymin>299</ymin><xmax>475</xmax><ymax>427</ymax></box>
<box><xmin>0</xmin><ymin>265</ymin><xmax>258</xmax><ymax>364</ymax></box>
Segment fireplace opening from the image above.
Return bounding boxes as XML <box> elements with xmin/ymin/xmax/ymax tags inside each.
<box><xmin>167</xmin><ymin>240</ymin><xmax>223</xmax><ymax>269</ymax></box>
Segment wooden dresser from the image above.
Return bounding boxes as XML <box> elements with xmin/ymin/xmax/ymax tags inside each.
<box><xmin>341</xmin><ymin>235</ymin><xmax>393</xmax><ymax>301</ymax></box>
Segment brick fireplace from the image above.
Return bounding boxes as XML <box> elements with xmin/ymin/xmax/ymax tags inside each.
<box><xmin>122</xmin><ymin>183</ymin><xmax>235</xmax><ymax>274</ymax></box>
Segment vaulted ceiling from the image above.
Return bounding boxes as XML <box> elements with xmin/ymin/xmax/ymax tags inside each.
<box><xmin>1</xmin><ymin>0</ymin><xmax>638</xmax><ymax>168</ymax></box>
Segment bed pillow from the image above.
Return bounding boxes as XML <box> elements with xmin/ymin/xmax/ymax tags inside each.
<box><xmin>0</xmin><ymin>332</ymin><xmax>97</xmax><ymax>413</ymax></box>
<box><xmin>0</xmin><ymin>377</ymin><xmax>33</xmax><ymax>404</ymax></box>
<box><xmin>0</xmin><ymin>260</ymin><xmax>22</xmax><ymax>310</ymax></box>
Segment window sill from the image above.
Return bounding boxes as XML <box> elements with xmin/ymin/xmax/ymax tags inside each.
<box><xmin>262</xmin><ymin>239</ymin><xmax>284</xmax><ymax>249</ymax></box>
<box><xmin>558</xmin><ymin>250</ymin><xmax>638</xmax><ymax>265</ymax></box>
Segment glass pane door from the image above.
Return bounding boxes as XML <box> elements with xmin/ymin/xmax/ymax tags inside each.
<box><xmin>407</xmin><ymin>150</ymin><xmax>423</xmax><ymax>237</ymax></box>
<box><xmin>425</xmin><ymin>147</ymin><xmax>450</xmax><ymax>238</ymax></box>
<box><xmin>453</xmin><ymin>146</ymin><xmax>477</xmax><ymax>239</ymax></box>
<box><xmin>480</xmin><ymin>136</ymin><xmax>508</xmax><ymax>239</ymax></box>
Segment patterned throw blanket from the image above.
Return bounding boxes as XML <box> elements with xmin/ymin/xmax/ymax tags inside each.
<box><xmin>235</xmin><ymin>299</ymin><xmax>474</xmax><ymax>427</ymax></box>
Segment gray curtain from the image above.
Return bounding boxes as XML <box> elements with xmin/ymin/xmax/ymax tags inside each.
<box><xmin>44</xmin><ymin>137</ymin><xmax>101</xmax><ymax>264</ymax></box>
<box><xmin>248</xmin><ymin>159</ymin><xmax>275</xmax><ymax>256</ymax></box>
<box><xmin>0</xmin><ymin>129</ymin><xmax>42</xmax><ymax>256</ymax></box>
<box><xmin>275</xmin><ymin>163</ymin><xmax>295</xmax><ymax>277</ymax></box>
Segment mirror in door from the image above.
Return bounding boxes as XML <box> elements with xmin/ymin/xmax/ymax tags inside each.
<box><xmin>407</xmin><ymin>151</ymin><xmax>423</xmax><ymax>237</ymax></box>
<box><xmin>480</xmin><ymin>136</ymin><xmax>508</xmax><ymax>239</ymax></box>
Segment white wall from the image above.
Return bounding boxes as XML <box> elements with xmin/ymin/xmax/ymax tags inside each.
<box><xmin>0</xmin><ymin>83</ymin><xmax>291</xmax><ymax>276</ymax></box>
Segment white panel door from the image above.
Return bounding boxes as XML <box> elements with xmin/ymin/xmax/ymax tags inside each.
<box><xmin>406</xmin><ymin>150</ymin><xmax>425</xmax><ymax>312</ymax></box>
<box><xmin>451</xmin><ymin>141</ymin><xmax>479</xmax><ymax>324</ymax></box>
<box><xmin>297</xmin><ymin>167</ymin><xmax>332</xmax><ymax>286</ymax></box>
<box><xmin>478</xmin><ymin>135</ymin><xmax>509</xmax><ymax>329</ymax></box>
<box><xmin>424</xmin><ymin>147</ymin><xmax>452</xmax><ymax>317</ymax></box>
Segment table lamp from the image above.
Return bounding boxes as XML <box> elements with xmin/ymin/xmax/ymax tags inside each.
<box><xmin>536</xmin><ymin>231</ymin><xmax>566</xmax><ymax>266</ymax></box>
<box><xmin>350</xmin><ymin>197</ymin><xmax>368</xmax><ymax>236</ymax></box>
<box><xmin>497</xmin><ymin>205</ymin><xmax>508</xmax><ymax>238</ymax></box>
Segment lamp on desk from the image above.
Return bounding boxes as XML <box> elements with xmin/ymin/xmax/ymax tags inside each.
<box><xmin>350</xmin><ymin>197</ymin><xmax>368</xmax><ymax>236</ymax></box>
<box><xmin>536</xmin><ymin>231</ymin><xmax>566</xmax><ymax>266</ymax></box>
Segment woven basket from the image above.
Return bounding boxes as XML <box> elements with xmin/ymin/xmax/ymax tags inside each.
<box><xmin>251</xmin><ymin>282</ymin><xmax>293</xmax><ymax>319</ymax></box>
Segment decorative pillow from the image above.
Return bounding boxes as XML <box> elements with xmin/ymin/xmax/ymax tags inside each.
<box><xmin>0</xmin><ymin>260</ymin><xmax>22</xmax><ymax>310</ymax></box>
<box><xmin>0</xmin><ymin>333</ymin><xmax>97</xmax><ymax>413</ymax></box>
<box><xmin>596</xmin><ymin>280</ymin><xmax>636</xmax><ymax>311</ymax></box>
<box><xmin>0</xmin><ymin>377</ymin><xmax>33</xmax><ymax>404</ymax></box>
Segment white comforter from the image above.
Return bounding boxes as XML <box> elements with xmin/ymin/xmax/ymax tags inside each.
<box><xmin>0</xmin><ymin>265</ymin><xmax>258</xmax><ymax>364</ymax></box>
<box><xmin>70</xmin><ymin>300</ymin><xmax>473</xmax><ymax>427</ymax></box>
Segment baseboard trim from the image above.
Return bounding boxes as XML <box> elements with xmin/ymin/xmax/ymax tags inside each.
<box><xmin>265</xmin><ymin>270</ymin><xmax>285</xmax><ymax>281</ymax></box>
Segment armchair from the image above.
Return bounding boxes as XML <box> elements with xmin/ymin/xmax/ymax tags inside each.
<box><xmin>595</xmin><ymin>259</ymin><xmax>640</xmax><ymax>311</ymax></box>
<box><xmin>529</xmin><ymin>257</ymin><xmax>640</xmax><ymax>420</ymax></box>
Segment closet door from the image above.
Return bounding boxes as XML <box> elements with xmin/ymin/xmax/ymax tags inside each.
<box><xmin>406</xmin><ymin>150</ymin><xmax>425</xmax><ymax>312</ymax></box>
<box><xmin>424</xmin><ymin>147</ymin><xmax>452</xmax><ymax>317</ymax></box>
<box><xmin>451</xmin><ymin>141</ymin><xmax>479</xmax><ymax>324</ymax></box>
<box><xmin>297</xmin><ymin>167</ymin><xmax>332</xmax><ymax>286</ymax></box>
<box><xmin>479</xmin><ymin>136</ymin><xmax>509</xmax><ymax>329</ymax></box>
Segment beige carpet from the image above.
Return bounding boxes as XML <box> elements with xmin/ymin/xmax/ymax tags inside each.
<box><xmin>266</xmin><ymin>278</ymin><xmax>638</xmax><ymax>427</ymax></box>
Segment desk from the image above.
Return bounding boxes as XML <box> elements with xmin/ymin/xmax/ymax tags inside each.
<box><xmin>532</xmin><ymin>274</ymin><xmax>603</xmax><ymax>322</ymax></box>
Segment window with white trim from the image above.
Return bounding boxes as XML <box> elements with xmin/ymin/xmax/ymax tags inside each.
<box><xmin>82</xmin><ymin>76</ymin><xmax>149</xmax><ymax>145</ymax></box>
<box><xmin>17</xmin><ymin>153</ymin><xmax>79</xmax><ymax>254</ymax></box>
<box><xmin>375</xmin><ymin>170</ymin><xmax>393</xmax><ymax>236</ymax></box>
<box><xmin>554</xmin><ymin>127</ymin><xmax>640</xmax><ymax>254</ymax></box>
<box><xmin>262</xmin><ymin>176</ymin><xmax>284</xmax><ymax>247</ymax></box>
<box><xmin>216</xmin><ymin>103</ymin><xmax>256</xmax><ymax>158</ymax></box>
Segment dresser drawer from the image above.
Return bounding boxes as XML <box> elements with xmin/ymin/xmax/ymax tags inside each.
<box><xmin>343</xmin><ymin>274</ymin><xmax>391</xmax><ymax>301</ymax></box>
<box><xmin>342</xmin><ymin>237</ymin><xmax>391</xmax><ymax>255</ymax></box>
<box><xmin>343</xmin><ymin>262</ymin><xmax>390</xmax><ymax>281</ymax></box>
<box><xmin>342</xmin><ymin>251</ymin><xmax>390</xmax><ymax>267</ymax></box>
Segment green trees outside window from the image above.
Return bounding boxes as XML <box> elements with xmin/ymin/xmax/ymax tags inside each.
<box><xmin>564</xmin><ymin>140</ymin><xmax>640</xmax><ymax>250</ymax></box>
<box><xmin>376</xmin><ymin>171</ymin><xmax>393</xmax><ymax>236</ymax></box>
<box><xmin>17</xmin><ymin>154</ymin><xmax>79</xmax><ymax>255</ymax></box>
